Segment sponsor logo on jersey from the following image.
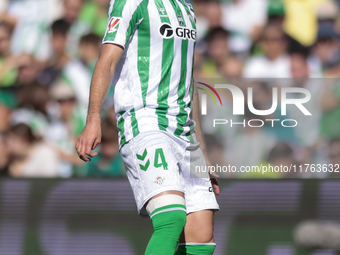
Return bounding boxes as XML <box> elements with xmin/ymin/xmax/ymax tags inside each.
<box><xmin>154</xmin><ymin>176</ymin><xmax>166</xmax><ymax>185</ymax></box>
<box><xmin>208</xmin><ymin>187</ymin><xmax>213</xmax><ymax>192</ymax></box>
<box><xmin>108</xmin><ymin>17</ymin><xmax>122</xmax><ymax>33</ymax></box>
<box><xmin>159</xmin><ymin>23</ymin><xmax>174</xmax><ymax>38</ymax></box>
<box><xmin>158</xmin><ymin>7</ymin><xmax>168</xmax><ymax>17</ymax></box>
<box><xmin>159</xmin><ymin>23</ymin><xmax>196</xmax><ymax>41</ymax></box>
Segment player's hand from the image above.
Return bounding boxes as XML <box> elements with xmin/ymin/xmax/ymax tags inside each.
<box><xmin>76</xmin><ymin>120</ymin><xmax>101</xmax><ymax>162</ymax></box>
<box><xmin>210</xmin><ymin>171</ymin><xmax>220</xmax><ymax>195</ymax></box>
<box><xmin>206</xmin><ymin>158</ymin><xmax>220</xmax><ymax>195</ymax></box>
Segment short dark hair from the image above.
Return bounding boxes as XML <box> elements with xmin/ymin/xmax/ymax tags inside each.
<box><xmin>268</xmin><ymin>142</ymin><xmax>293</xmax><ymax>161</ymax></box>
<box><xmin>80</xmin><ymin>33</ymin><xmax>101</xmax><ymax>46</ymax></box>
<box><xmin>205</xmin><ymin>27</ymin><xmax>229</xmax><ymax>43</ymax></box>
<box><xmin>10</xmin><ymin>123</ymin><xmax>37</xmax><ymax>144</ymax></box>
<box><xmin>101</xmin><ymin>118</ymin><xmax>118</xmax><ymax>144</ymax></box>
<box><xmin>288</xmin><ymin>39</ymin><xmax>310</xmax><ymax>59</ymax></box>
<box><xmin>253</xmin><ymin>81</ymin><xmax>271</xmax><ymax>93</ymax></box>
<box><xmin>260</xmin><ymin>23</ymin><xmax>287</xmax><ymax>41</ymax></box>
<box><xmin>18</xmin><ymin>83</ymin><xmax>49</xmax><ymax>112</ymax></box>
<box><xmin>329</xmin><ymin>138</ymin><xmax>340</xmax><ymax>147</ymax></box>
<box><xmin>51</xmin><ymin>19</ymin><xmax>70</xmax><ymax>35</ymax></box>
<box><xmin>0</xmin><ymin>21</ymin><xmax>14</xmax><ymax>36</ymax></box>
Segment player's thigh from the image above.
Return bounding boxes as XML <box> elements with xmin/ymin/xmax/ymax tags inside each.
<box><xmin>179</xmin><ymin>141</ymin><xmax>219</xmax><ymax>215</ymax></box>
<box><xmin>148</xmin><ymin>190</ymin><xmax>184</xmax><ymax>201</ymax></box>
<box><xmin>177</xmin><ymin>139</ymin><xmax>219</xmax><ymax>243</ymax></box>
<box><xmin>121</xmin><ymin>132</ymin><xmax>185</xmax><ymax>215</ymax></box>
<box><xmin>180</xmin><ymin>209</ymin><xmax>215</xmax><ymax>243</ymax></box>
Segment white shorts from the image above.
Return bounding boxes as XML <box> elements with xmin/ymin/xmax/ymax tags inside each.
<box><xmin>120</xmin><ymin>131</ymin><xmax>219</xmax><ymax>215</ymax></box>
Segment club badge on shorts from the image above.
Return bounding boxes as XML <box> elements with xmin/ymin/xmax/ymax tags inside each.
<box><xmin>154</xmin><ymin>176</ymin><xmax>166</xmax><ymax>185</ymax></box>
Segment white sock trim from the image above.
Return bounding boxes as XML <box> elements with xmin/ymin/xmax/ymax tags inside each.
<box><xmin>146</xmin><ymin>194</ymin><xmax>185</xmax><ymax>215</ymax></box>
<box><xmin>178</xmin><ymin>243</ymin><xmax>216</xmax><ymax>246</ymax></box>
<box><xmin>150</xmin><ymin>207</ymin><xmax>186</xmax><ymax>219</ymax></box>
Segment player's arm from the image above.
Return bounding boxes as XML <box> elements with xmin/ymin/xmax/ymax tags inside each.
<box><xmin>76</xmin><ymin>44</ymin><xmax>124</xmax><ymax>162</ymax></box>
<box><xmin>192</xmin><ymin>84</ymin><xmax>209</xmax><ymax>160</ymax></box>
<box><xmin>191</xmin><ymin>82</ymin><xmax>220</xmax><ymax>195</ymax></box>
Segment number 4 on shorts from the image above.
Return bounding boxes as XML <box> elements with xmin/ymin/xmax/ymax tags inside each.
<box><xmin>154</xmin><ymin>148</ymin><xmax>168</xmax><ymax>170</ymax></box>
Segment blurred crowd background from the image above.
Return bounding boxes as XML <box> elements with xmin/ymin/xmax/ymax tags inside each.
<box><xmin>0</xmin><ymin>0</ymin><xmax>340</xmax><ymax>178</ymax></box>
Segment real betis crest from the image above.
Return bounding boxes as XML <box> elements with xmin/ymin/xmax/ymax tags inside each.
<box><xmin>154</xmin><ymin>176</ymin><xmax>166</xmax><ymax>185</ymax></box>
<box><xmin>187</xmin><ymin>10</ymin><xmax>195</xmax><ymax>23</ymax></box>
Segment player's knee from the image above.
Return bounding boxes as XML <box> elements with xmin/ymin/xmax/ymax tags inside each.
<box><xmin>147</xmin><ymin>194</ymin><xmax>187</xmax><ymax>235</ymax></box>
<box><xmin>193</xmin><ymin>230</ymin><xmax>214</xmax><ymax>244</ymax></box>
<box><xmin>152</xmin><ymin>209</ymin><xmax>186</xmax><ymax>236</ymax></box>
<box><xmin>184</xmin><ymin>223</ymin><xmax>213</xmax><ymax>244</ymax></box>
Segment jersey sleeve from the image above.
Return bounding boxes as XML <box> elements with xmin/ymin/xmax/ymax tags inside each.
<box><xmin>102</xmin><ymin>0</ymin><xmax>142</xmax><ymax>48</ymax></box>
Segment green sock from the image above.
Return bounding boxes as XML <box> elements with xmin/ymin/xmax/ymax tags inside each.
<box><xmin>175</xmin><ymin>243</ymin><xmax>216</xmax><ymax>255</ymax></box>
<box><xmin>145</xmin><ymin>205</ymin><xmax>187</xmax><ymax>255</ymax></box>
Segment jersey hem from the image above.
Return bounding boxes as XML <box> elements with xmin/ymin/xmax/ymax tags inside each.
<box><xmin>186</xmin><ymin>205</ymin><xmax>220</xmax><ymax>215</ymax></box>
<box><xmin>102</xmin><ymin>40</ymin><xmax>126</xmax><ymax>49</ymax></box>
<box><xmin>119</xmin><ymin>129</ymin><xmax>196</xmax><ymax>150</ymax></box>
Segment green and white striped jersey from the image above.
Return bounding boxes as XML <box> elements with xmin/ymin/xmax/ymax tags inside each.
<box><xmin>103</xmin><ymin>0</ymin><xmax>197</xmax><ymax>148</ymax></box>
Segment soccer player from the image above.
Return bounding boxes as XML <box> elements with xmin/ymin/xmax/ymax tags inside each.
<box><xmin>76</xmin><ymin>0</ymin><xmax>220</xmax><ymax>254</ymax></box>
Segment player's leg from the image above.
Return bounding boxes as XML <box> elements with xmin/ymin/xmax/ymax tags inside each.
<box><xmin>120</xmin><ymin>132</ymin><xmax>187</xmax><ymax>255</ymax></box>
<box><xmin>144</xmin><ymin>190</ymin><xmax>187</xmax><ymax>255</ymax></box>
<box><xmin>175</xmin><ymin>136</ymin><xmax>219</xmax><ymax>255</ymax></box>
<box><xmin>175</xmin><ymin>210</ymin><xmax>216</xmax><ymax>255</ymax></box>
